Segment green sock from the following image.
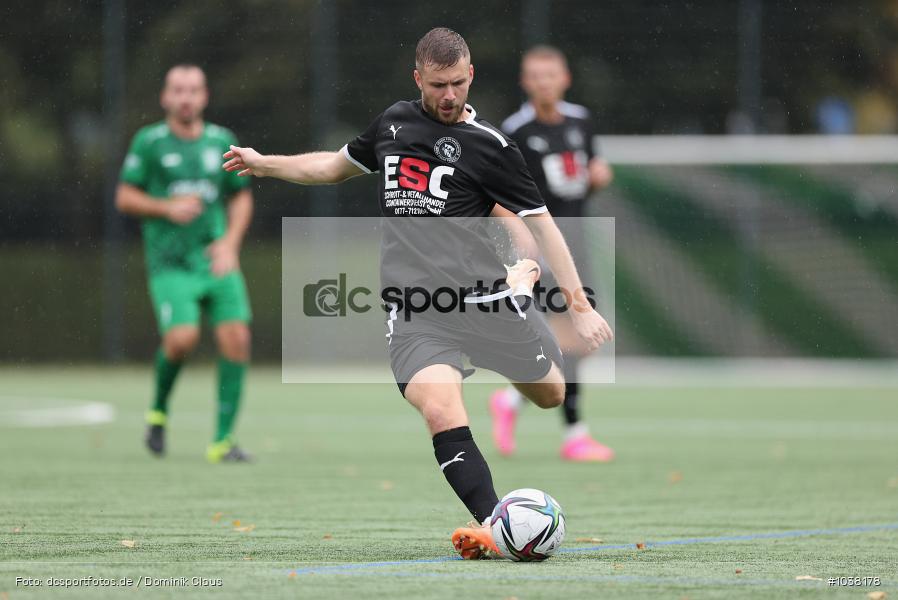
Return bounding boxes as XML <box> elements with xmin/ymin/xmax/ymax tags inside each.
<box><xmin>152</xmin><ymin>348</ymin><xmax>183</xmax><ymax>416</ymax></box>
<box><xmin>215</xmin><ymin>358</ymin><xmax>246</xmax><ymax>442</ymax></box>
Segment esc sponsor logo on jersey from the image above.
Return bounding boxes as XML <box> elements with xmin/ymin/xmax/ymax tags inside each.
<box><xmin>383</xmin><ymin>155</ymin><xmax>455</xmax><ymax>200</ymax></box>
<box><xmin>169</xmin><ymin>179</ymin><xmax>219</xmax><ymax>203</ymax></box>
<box><xmin>161</xmin><ymin>153</ymin><xmax>183</xmax><ymax>168</ymax></box>
<box><xmin>541</xmin><ymin>150</ymin><xmax>589</xmax><ymax>200</ymax></box>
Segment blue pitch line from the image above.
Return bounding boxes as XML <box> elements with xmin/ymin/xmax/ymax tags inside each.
<box><xmin>560</xmin><ymin>522</ymin><xmax>898</xmax><ymax>554</ymax></box>
<box><xmin>287</xmin><ymin>522</ymin><xmax>898</xmax><ymax>577</ymax></box>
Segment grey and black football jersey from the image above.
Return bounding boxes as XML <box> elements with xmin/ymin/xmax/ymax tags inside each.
<box><xmin>501</xmin><ymin>101</ymin><xmax>600</xmax><ymax>218</ymax></box>
<box><xmin>343</xmin><ymin>100</ymin><xmax>547</xmax><ymax>293</ymax></box>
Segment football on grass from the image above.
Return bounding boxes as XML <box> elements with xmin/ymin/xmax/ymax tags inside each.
<box><xmin>490</xmin><ymin>488</ymin><xmax>566</xmax><ymax>561</ymax></box>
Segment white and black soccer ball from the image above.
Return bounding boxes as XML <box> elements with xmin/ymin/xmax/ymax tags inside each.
<box><xmin>490</xmin><ymin>488</ymin><xmax>566</xmax><ymax>561</ymax></box>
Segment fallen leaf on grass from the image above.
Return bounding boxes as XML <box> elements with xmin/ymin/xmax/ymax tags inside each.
<box><xmin>770</xmin><ymin>441</ymin><xmax>788</xmax><ymax>460</ymax></box>
<box><xmin>795</xmin><ymin>575</ymin><xmax>822</xmax><ymax>581</ymax></box>
<box><xmin>380</xmin><ymin>481</ymin><xmax>394</xmax><ymax>491</ymax></box>
<box><xmin>635</xmin><ymin>542</ymin><xmax>646</xmax><ymax>550</ymax></box>
<box><xmin>212</xmin><ymin>512</ymin><xmax>224</xmax><ymax>523</ymax></box>
<box><xmin>668</xmin><ymin>470</ymin><xmax>683</xmax><ymax>484</ymax></box>
<box><xmin>867</xmin><ymin>592</ymin><xmax>887</xmax><ymax>600</ymax></box>
<box><xmin>120</xmin><ymin>540</ymin><xmax>136</xmax><ymax>548</ymax></box>
<box><xmin>574</xmin><ymin>537</ymin><xmax>603</xmax><ymax>543</ymax></box>
<box><xmin>234</xmin><ymin>524</ymin><xmax>255</xmax><ymax>533</ymax></box>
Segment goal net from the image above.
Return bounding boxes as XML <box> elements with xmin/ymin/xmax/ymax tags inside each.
<box><xmin>596</xmin><ymin>135</ymin><xmax>898</xmax><ymax>358</ymax></box>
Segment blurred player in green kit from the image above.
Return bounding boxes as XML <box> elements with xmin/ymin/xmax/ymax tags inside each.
<box><xmin>116</xmin><ymin>64</ymin><xmax>254</xmax><ymax>463</ymax></box>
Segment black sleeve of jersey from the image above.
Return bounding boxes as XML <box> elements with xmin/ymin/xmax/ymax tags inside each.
<box><xmin>344</xmin><ymin>112</ymin><xmax>383</xmax><ymax>173</ymax></box>
<box><xmin>481</xmin><ymin>142</ymin><xmax>546</xmax><ymax>216</ymax></box>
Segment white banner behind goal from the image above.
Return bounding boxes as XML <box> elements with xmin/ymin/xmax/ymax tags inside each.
<box><xmin>601</xmin><ymin>135</ymin><xmax>898</xmax><ymax>164</ymax></box>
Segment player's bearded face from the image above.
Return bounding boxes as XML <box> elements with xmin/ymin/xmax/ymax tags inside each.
<box><xmin>161</xmin><ymin>67</ymin><xmax>208</xmax><ymax>124</ymax></box>
<box><xmin>415</xmin><ymin>60</ymin><xmax>473</xmax><ymax>125</ymax></box>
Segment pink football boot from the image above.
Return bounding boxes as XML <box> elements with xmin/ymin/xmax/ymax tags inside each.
<box><xmin>489</xmin><ymin>389</ymin><xmax>519</xmax><ymax>456</ymax></box>
<box><xmin>561</xmin><ymin>426</ymin><xmax>615</xmax><ymax>462</ymax></box>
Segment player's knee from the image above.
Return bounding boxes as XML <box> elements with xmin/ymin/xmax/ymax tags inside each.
<box><xmin>218</xmin><ymin>324</ymin><xmax>251</xmax><ymax>362</ymax></box>
<box><xmin>420</xmin><ymin>396</ymin><xmax>452</xmax><ymax>427</ymax></box>
<box><xmin>408</xmin><ymin>388</ymin><xmax>465</xmax><ymax>433</ymax></box>
<box><xmin>423</xmin><ymin>411</ymin><xmax>455</xmax><ymax>433</ymax></box>
<box><xmin>163</xmin><ymin>329</ymin><xmax>200</xmax><ymax>361</ymax></box>
<box><xmin>532</xmin><ymin>383</ymin><xmax>565</xmax><ymax>409</ymax></box>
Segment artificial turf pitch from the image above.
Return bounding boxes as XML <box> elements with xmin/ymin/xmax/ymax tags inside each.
<box><xmin>1</xmin><ymin>365</ymin><xmax>896</xmax><ymax>599</ymax></box>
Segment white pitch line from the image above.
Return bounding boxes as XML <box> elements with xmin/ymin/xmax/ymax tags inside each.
<box><xmin>587</xmin><ymin>357</ymin><xmax>898</xmax><ymax>388</ymax></box>
<box><xmin>281</xmin><ymin>358</ymin><xmax>898</xmax><ymax>387</ymax></box>
<box><xmin>591</xmin><ymin>417</ymin><xmax>898</xmax><ymax>440</ymax></box>
<box><xmin>0</xmin><ymin>396</ymin><xmax>115</xmax><ymax>428</ymax></box>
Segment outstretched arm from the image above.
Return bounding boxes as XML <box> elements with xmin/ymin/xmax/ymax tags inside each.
<box><xmin>490</xmin><ymin>203</ymin><xmax>538</xmax><ymax>260</ymax></box>
<box><xmin>115</xmin><ymin>183</ymin><xmax>203</xmax><ymax>224</ymax></box>
<box><xmin>589</xmin><ymin>157</ymin><xmax>613</xmax><ymax>190</ymax></box>
<box><xmin>207</xmin><ymin>189</ymin><xmax>253</xmax><ymax>276</ymax></box>
<box><xmin>523</xmin><ymin>212</ymin><xmax>614</xmax><ymax>351</ymax></box>
<box><xmin>222</xmin><ymin>145</ymin><xmax>364</xmax><ymax>185</ymax></box>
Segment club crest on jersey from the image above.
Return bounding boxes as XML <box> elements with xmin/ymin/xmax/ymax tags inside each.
<box><xmin>434</xmin><ymin>137</ymin><xmax>461</xmax><ymax>163</ymax></box>
<box><xmin>565</xmin><ymin>128</ymin><xmax>584</xmax><ymax>148</ymax></box>
<box><xmin>527</xmin><ymin>135</ymin><xmax>549</xmax><ymax>153</ymax></box>
<box><xmin>203</xmin><ymin>149</ymin><xmax>221</xmax><ymax>173</ymax></box>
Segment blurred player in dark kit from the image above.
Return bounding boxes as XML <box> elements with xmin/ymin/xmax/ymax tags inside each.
<box><xmin>490</xmin><ymin>45</ymin><xmax>615</xmax><ymax>462</ymax></box>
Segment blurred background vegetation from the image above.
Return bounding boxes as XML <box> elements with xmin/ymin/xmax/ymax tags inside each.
<box><xmin>3</xmin><ymin>0</ymin><xmax>898</xmax><ymax>361</ymax></box>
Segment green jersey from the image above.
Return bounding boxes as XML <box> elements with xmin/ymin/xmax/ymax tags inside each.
<box><xmin>120</xmin><ymin>121</ymin><xmax>250</xmax><ymax>275</ymax></box>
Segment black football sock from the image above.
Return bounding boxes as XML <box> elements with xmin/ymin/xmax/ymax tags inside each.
<box><xmin>433</xmin><ymin>426</ymin><xmax>499</xmax><ymax>524</ymax></box>
<box><xmin>562</xmin><ymin>356</ymin><xmax>580</xmax><ymax>425</ymax></box>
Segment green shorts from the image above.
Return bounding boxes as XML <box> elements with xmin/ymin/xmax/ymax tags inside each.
<box><xmin>149</xmin><ymin>269</ymin><xmax>252</xmax><ymax>334</ymax></box>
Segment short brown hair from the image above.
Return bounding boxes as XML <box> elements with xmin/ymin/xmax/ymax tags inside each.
<box><xmin>415</xmin><ymin>28</ymin><xmax>470</xmax><ymax>70</ymax></box>
<box><xmin>164</xmin><ymin>63</ymin><xmax>206</xmax><ymax>87</ymax></box>
<box><xmin>522</xmin><ymin>45</ymin><xmax>568</xmax><ymax>70</ymax></box>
